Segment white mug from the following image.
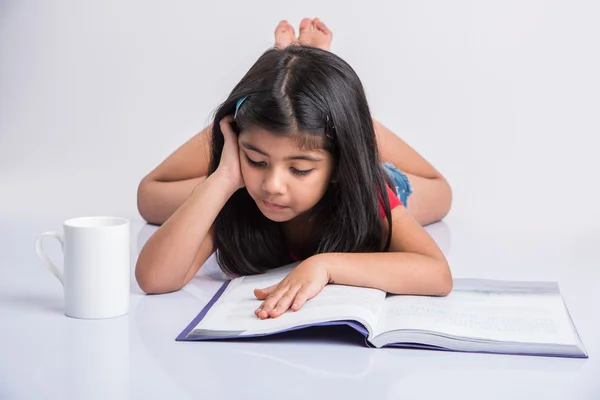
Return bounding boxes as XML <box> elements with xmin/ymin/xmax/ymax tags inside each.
<box><xmin>34</xmin><ymin>216</ymin><xmax>130</xmax><ymax>319</ymax></box>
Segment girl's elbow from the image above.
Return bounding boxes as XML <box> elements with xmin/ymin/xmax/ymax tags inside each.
<box><xmin>135</xmin><ymin>263</ymin><xmax>182</xmax><ymax>295</ymax></box>
<box><xmin>137</xmin><ymin>276</ymin><xmax>181</xmax><ymax>295</ymax></box>
<box><xmin>437</xmin><ymin>275</ymin><xmax>453</xmax><ymax>296</ymax></box>
<box><xmin>137</xmin><ymin>177</ymin><xmax>154</xmax><ymax>224</ymax></box>
<box><xmin>135</xmin><ymin>268</ymin><xmax>162</xmax><ymax>294</ymax></box>
<box><xmin>436</xmin><ymin>177</ymin><xmax>453</xmax><ymax>221</ymax></box>
<box><xmin>436</xmin><ymin>263</ymin><xmax>453</xmax><ymax>296</ymax></box>
<box><xmin>444</xmin><ymin>179</ymin><xmax>453</xmax><ymax>218</ymax></box>
<box><xmin>137</xmin><ymin>177</ymin><xmax>164</xmax><ymax>226</ymax></box>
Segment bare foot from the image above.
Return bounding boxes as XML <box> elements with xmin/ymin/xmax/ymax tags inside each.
<box><xmin>274</xmin><ymin>20</ymin><xmax>296</xmax><ymax>49</ymax></box>
<box><xmin>297</xmin><ymin>18</ymin><xmax>333</xmax><ymax>51</ymax></box>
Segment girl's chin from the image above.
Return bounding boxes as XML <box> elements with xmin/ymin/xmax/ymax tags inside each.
<box><xmin>262</xmin><ymin>214</ymin><xmax>292</xmax><ymax>222</ymax></box>
<box><xmin>252</xmin><ymin>199</ymin><xmax>291</xmax><ymax>221</ymax></box>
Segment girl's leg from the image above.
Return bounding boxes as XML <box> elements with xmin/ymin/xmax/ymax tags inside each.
<box><xmin>374</xmin><ymin>120</ymin><xmax>452</xmax><ymax>226</ymax></box>
<box><xmin>295</xmin><ymin>18</ymin><xmax>453</xmax><ymax>225</ymax></box>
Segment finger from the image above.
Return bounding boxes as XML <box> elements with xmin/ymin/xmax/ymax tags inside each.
<box><xmin>291</xmin><ymin>286</ymin><xmax>320</xmax><ymax>312</ymax></box>
<box><xmin>219</xmin><ymin>115</ymin><xmax>234</xmax><ymax>128</ymax></box>
<box><xmin>255</xmin><ymin>301</ymin><xmax>265</xmax><ymax>317</ymax></box>
<box><xmin>257</xmin><ymin>285</ymin><xmax>289</xmax><ymax>319</ymax></box>
<box><xmin>253</xmin><ymin>284</ymin><xmax>278</xmax><ymax>300</ymax></box>
<box><xmin>270</xmin><ymin>285</ymin><xmax>301</xmax><ymax>318</ymax></box>
<box><xmin>219</xmin><ymin>116</ymin><xmax>235</xmax><ymax>139</ymax></box>
<box><xmin>254</xmin><ymin>283</ymin><xmax>282</xmax><ymax>318</ymax></box>
<box><xmin>260</xmin><ymin>286</ymin><xmax>287</xmax><ymax>314</ymax></box>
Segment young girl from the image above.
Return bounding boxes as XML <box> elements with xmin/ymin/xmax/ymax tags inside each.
<box><xmin>135</xmin><ymin>19</ymin><xmax>453</xmax><ymax>320</ymax></box>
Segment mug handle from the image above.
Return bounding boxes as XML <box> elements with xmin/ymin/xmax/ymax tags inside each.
<box><xmin>34</xmin><ymin>231</ymin><xmax>64</xmax><ymax>284</ymax></box>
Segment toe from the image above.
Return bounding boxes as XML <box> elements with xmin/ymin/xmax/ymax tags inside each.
<box><xmin>284</xmin><ymin>20</ymin><xmax>295</xmax><ymax>36</ymax></box>
<box><xmin>314</xmin><ymin>18</ymin><xmax>331</xmax><ymax>36</ymax></box>
<box><xmin>274</xmin><ymin>21</ymin><xmax>282</xmax><ymax>35</ymax></box>
<box><xmin>299</xmin><ymin>18</ymin><xmax>312</xmax><ymax>34</ymax></box>
<box><xmin>275</xmin><ymin>20</ymin><xmax>287</xmax><ymax>32</ymax></box>
<box><xmin>274</xmin><ymin>20</ymin><xmax>297</xmax><ymax>48</ymax></box>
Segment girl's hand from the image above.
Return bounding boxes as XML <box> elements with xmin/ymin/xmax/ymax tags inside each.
<box><xmin>253</xmin><ymin>258</ymin><xmax>331</xmax><ymax>319</ymax></box>
<box><xmin>216</xmin><ymin>116</ymin><xmax>244</xmax><ymax>190</ymax></box>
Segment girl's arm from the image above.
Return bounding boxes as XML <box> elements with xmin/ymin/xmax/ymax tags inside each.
<box><xmin>138</xmin><ymin>177</ymin><xmax>205</xmax><ymax>226</ymax></box>
<box><xmin>135</xmin><ymin>171</ymin><xmax>236</xmax><ymax>294</ymax></box>
<box><xmin>253</xmin><ymin>204</ymin><xmax>452</xmax><ymax>319</ymax></box>
<box><xmin>137</xmin><ymin>124</ymin><xmax>212</xmax><ymax>225</ymax></box>
<box><xmin>136</xmin><ymin>117</ymin><xmax>242</xmax><ymax>294</ymax></box>
<box><xmin>321</xmin><ymin>204</ymin><xmax>452</xmax><ymax>295</ymax></box>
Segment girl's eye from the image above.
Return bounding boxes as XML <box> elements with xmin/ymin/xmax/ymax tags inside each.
<box><xmin>291</xmin><ymin>168</ymin><xmax>313</xmax><ymax>177</ymax></box>
<box><xmin>246</xmin><ymin>154</ymin><xmax>312</xmax><ymax>176</ymax></box>
<box><xmin>246</xmin><ymin>155</ymin><xmax>266</xmax><ymax>167</ymax></box>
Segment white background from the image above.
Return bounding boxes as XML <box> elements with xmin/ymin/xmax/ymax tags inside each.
<box><xmin>1</xmin><ymin>2</ymin><xmax>600</xmax><ymax>398</ymax></box>
<box><xmin>2</xmin><ymin>0</ymin><xmax>599</xmax><ymax>234</ymax></box>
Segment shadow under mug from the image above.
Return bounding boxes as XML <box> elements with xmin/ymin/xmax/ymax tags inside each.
<box><xmin>34</xmin><ymin>216</ymin><xmax>131</xmax><ymax>319</ymax></box>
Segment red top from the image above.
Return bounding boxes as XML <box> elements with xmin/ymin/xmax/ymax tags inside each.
<box><xmin>379</xmin><ymin>184</ymin><xmax>403</xmax><ymax>218</ymax></box>
<box><xmin>290</xmin><ymin>185</ymin><xmax>402</xmax><ymax>261</ymax></box>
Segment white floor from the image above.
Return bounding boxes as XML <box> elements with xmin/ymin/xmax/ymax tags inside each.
<box><xmin>2</xmin><ymin>1</ymin><xmax>600</xmax><ymax>399</ymax></box>
<box><xmin>1</xmin><ymin>217</ymin><xmax>598</xmax><ymax>399</ymax></box>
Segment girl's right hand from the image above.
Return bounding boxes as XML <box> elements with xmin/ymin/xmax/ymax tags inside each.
<box><xmin>216</xmin><ymin>116</ymin><xmax>245</xmax><ymax>190</ymax></box>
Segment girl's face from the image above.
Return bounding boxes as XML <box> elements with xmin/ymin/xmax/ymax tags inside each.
<box><xmin>238</xmin><ymin>127</ymin><xmax>335</xmax><ymax>223</ymax></box>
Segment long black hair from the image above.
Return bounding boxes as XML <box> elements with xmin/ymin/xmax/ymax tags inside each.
<box><xmin>208</xmin><ymin>45</ymin><xmax>393</xmax><ymax>276</ymax></box>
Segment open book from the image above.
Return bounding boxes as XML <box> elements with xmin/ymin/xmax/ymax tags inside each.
<box><xmin>177</xmin><ymin>264</ymin><xmax>587</xmax><ymax>358</ymax></box>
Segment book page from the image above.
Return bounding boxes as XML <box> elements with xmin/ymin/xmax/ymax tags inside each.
<box><xmin>191</xmin><ymin>265</ymin><xmax>386</xmax><ymax>337</ymax></box>
<box><xmin>377</xmin><ymin>284</ymin><xmax>578</xmax><ymax>345</ymax></box>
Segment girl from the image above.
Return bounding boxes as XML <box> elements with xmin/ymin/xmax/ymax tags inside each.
<box><xmin>135</xmin><ymin>19</ymin><xmax>453</xmax><ymax>319</ymax></box>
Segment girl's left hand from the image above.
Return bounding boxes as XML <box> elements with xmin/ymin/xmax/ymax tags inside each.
<box><xmin>253</xmin><ymin>258</ymin><xmax>330</xmax><ymax>319</ymax></box>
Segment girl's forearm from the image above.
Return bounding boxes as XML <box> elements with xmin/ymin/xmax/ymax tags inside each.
<box><xmin>316</xmin><ymin>252</ymin><xmax>453</xmax><ymax>296</ymax></box>
<box><xmin>137</xmin><ymin>176</ymin><xmax>206</xmax><ymax>225</ymax></box>
<box><xmin>135</xmin><ymin>172</ymin><xmax>236</xmax><ymax>293</ymax></box>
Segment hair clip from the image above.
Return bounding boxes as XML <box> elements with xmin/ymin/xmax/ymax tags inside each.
<box><xmin>234</xmin><ymin>96</ymin><xmax>248</xmax><ymax>119</ymax></box>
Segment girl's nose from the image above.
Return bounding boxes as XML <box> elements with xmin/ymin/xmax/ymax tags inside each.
<box><xmin>262</xmin><ymin>168</ymin><xmax>285</xmax><ymax>195</ymax></box>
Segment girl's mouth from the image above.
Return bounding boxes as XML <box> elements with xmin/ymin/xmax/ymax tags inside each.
<box><xmin>262</xmin><ymin>200</ymin><xmax>288</xmax><ymax>210</ymax></box>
